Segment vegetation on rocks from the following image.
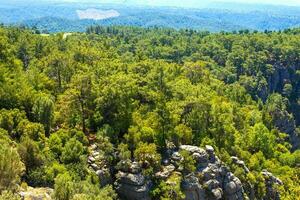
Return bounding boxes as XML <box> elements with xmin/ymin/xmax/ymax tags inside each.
<box><xmin>0</xmin><ymin>25</ymin><xmax>300</xmax><ymax>199</ymax></box>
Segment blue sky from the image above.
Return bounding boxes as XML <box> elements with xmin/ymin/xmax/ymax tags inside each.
<box><xmin>9</xmin><ymin>0</ymin><xmax>300</xmax><ymax>7</ymax></box>
<box><xmin>222</xmin><ymin>0</ymin><xmax>300</xmax><ymax>6</ymax></box>
<box><xmin>72</xmin><ymin>0</ymin><xmax>300</xmax><ymax>7</ymax></box>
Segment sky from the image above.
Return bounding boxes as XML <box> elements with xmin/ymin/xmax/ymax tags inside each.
<box><xmin>222</xmin><ymin>0</ymin><xmax>300</xmax><ymax>6</ymax></box>
<box><xmin>5</xmin><ymin>0</ymin><xmax>300</xmax><ymax>7</ymax></box>
<box><xmin>64</xmin><ymin>0</ymin><xmax>300</xmax><ymax>7</ymax></box>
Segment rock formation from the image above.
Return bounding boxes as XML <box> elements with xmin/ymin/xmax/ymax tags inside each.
<box><xmin>262</xmin><ymin>170</ymin><xmax>283</xmax><ymax>200</ymax></box>
<box><xmin>178</xmin><ymin>145</ymin><xmax>244</xmax><ymax>200</ymax></box>
<box><xmin>88</xmin><ymin>143</ymin><xmax>112</xmax><ymax>187</ymax></box>
<box><xmin>114</xmin><ymin>160</ymin><xmax>152</xmax><ymax>200</ymax></box>
<box><xmin>87</xmin><ymin>143</ymin><xmax>282</xmax><ymax>200</ymax></box>
<box><xmin>151</xmin><ymin>145</ymin><xmax>244</xmax><ymax>200</ymax></box>
<box><xmin>231</xmin><ymin>156</ymin><xmax>283</xmax><ymax>200</ymax></box>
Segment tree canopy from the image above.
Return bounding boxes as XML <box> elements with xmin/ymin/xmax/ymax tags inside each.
<box><xmin>0</xmin><ymin>25</ymin><xmax>299</xmax><ymax>199</ymax></box>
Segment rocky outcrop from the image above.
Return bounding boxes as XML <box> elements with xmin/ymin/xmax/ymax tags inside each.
<box><xmin>88</xmin><ymin>143</ymin><xmax>152</xmax><ymax>200</ymax></box>
<box><xmin>182</xmin><ymin>173</ymin><xmax>206</xmax><ymax>200</ymax></box>
<box><xmin>155</xmin><ymin>164</ymin><xmax>176</xmax><ymax>180</ymax></box>
<box><xmin>231</xmin><ymin>156</ymin><xmax>249</xmax><ymax>173</ymax></box>
<box><xmin>88</xmin><ymin>143</ymin><xmax>283</xmax><ymax>200</ymax></box>
<box><xmin>269</xmin><ymin>108</ymin><xmax>300</xmax><ymax>150</ymax></box>
<box><xmin>245</xmin><ymin>63</ymin><xmax>300</xmax><ymax>150</ymax></box>
<box><xmin>262</xmin><ymin>170</ymin><xmax>283</xmax><ymax>200</ymax></box>
<box><xmin>115</xmin><ymin>161</ymin><xmax>152</xmax><ymax>200</ymax></box>
<box><xmin>88</xmin><ymin>143</ymin><xmax>112</xmax><ymax>187</ymax></box>
<box><xmin>231</xmin><ymin>156</ymin><xmax>283</xmax><ymax>200</ymax></box>
<box><xmin>158</xmin><ymin>145</ymin><xmax>245</xmax><ymax>200</ymax></box>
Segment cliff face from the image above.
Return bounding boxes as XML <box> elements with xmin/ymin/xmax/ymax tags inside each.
<box><xmin>113</xmin><ymin>145</ymin><xmax>244</xmax><ymax>200</ymax></box>
<box><xmin>269</xmin><ymin>107</ymin><xmax>300</xmax><ymax>150</ymax></box>
<box><xmin>88</xmin><ymin>144</ymin><xmax>282</xmax><ymax>200</ymax></box>
<box><xmin>174</xmin><ymin>145</ymin><xmax>244</xmax><ymax>200</ymax></box>
<box><xmin>262</xmin><ymin>64</ymin><xmax>300</xmax><ymax>150</ymax></box>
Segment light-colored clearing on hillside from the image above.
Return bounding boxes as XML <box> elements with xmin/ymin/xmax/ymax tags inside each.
<box><xmin>76</xmin><ymin>8</ymin><xmax>120</xmax><ymax>20</ymax></box>
<box><xmin>63</xmin><ymin>33</ymin><xmax>73</xmax><ymax>39</ymax></box>
<box><xmin>40</xmin><ymin>34</ymin><xmax>50</xmax><ymax>37</ymax></box>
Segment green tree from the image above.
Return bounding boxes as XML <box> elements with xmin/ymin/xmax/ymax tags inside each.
<box><xmin>134</xmin><ymin>142</ymin><xmax>161</xmax><ymax>175</ymax></box>
<box><xmin>53</xmin><ymin>173</ymin><xmax>74</xmax><ymax>200</ymax></box>
<box><xmin>32</xmin><ymin>93</ymin><xmax>54</xmax><ymax>136</ymax></box>
<box><xmin>57</xmin><ymin>73</ymin><xmax>93</xmax><ymax>134</ymax></box>
<box><xmin>17</xmin><ymin>136</ymin><xmax>43</xmax><ymax>174</ymax></box>
<box><xmin>179</xmin><ymin>150</ymin><xmax>196</xmax><ymax>174</ymax></box>
<box><xmin>172</xmin><ymin>124</ymin><xmax>192</xmax><ymax>146</ymax></box>
<box><xmin>60</xmin><ymin>138</ymin><xmax>85</xmax><ymax>164</ymax></box>
<box><xmin>0</xmin><ymin>141</ymin><xmax>25</xmax><ymax>191</ymax></box>
<box><xmin>248</xmin><ymin>123</ymin><xmax>276</xmax><ymax>157</ymax></box>
<box><xmin>152</xmin><ymin>173</ymin><xmax>185</xmax><ymax>200</ymax></box>
<box><xmin>183</xmin><ymin>100</ymin><xmax>211</xmax><ymax>144</ymax></box>
<box><xmin>0</xmin><ymin>190</ymin><xmax>21</xmax><ymax>200</ymax></box>
<box><xmin>210</xmin><ymin>97</ymin><xmax>236</xmax><ymax>150</ymax></box>
<box><xmin>16</xmin><ymin>120</ymin><xmax>46</xmax><ymax>143</ymax></box>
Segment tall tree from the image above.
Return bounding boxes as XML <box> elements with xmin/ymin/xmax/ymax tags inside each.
<box><xmin>32</xmin><ymin>93</ymin><xmax>54</xmax><ymax>136</ymax></box>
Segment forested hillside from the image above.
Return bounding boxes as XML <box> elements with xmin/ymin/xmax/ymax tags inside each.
<box><xmin>1</xmin><ymin>1</ymin><xmax>300</xmax><ymax>33</ymax></box>
<box><xmin>0</xmin><ymin>25</ymin><xmax>300</xmax><ymax>199</ymax></box>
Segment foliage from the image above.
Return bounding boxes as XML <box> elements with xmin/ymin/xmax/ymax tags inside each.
<box><xmin>0</xmin><ymin>191</ymin><xmax>21</xmax><ymax>200</ymax></box>
<box><xmin>60</xmin><ymin>138</ymin><xmax>86</xmax><ymax>164</ymax></box>
<box><xmin>17</xmin><ymin>136</ymin><xmax>43</xmax><ymax>173</ymax></box>
<box><xmin>134</xmin><ymin>142</ymin><xmax>161</xmax><ymax>175</ymax></box>
<box><xmin>53</xmin><ymin>173</ymin><xmax>74</xmax><ymax>200</ymax></box>
<box><xmin>0</xmin><ymin>140</ymin><xmax>25</xmax><ymax>192</ymax></box>
<box><xmin>179</xmin><ymin>150</ymin><xmax>196</xmax><ymax>174</ymax></box>
<box><xmin>53</xmin><ymin>173</ymin><xmax>117</xmax><ymax>200</ymax></box>
<box><xmin>151</xmin><ymin>173</ymin><xmax>185</xmax><ymax>200</ymax></box>
<box><xmin>2</xmin><ymin>2</ymin><xmax>300</xmax><ymax>33</ymax></box>
<box><xmin>0</xmin><ymin>25</ymin><xmax>300</xmax><ymax>198</ymax></box>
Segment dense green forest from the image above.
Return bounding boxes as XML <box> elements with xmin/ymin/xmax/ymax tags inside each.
<box><xmin>0</xmin><ymin>25</ymin><xmax>300</xmax><ymax>199</ymax></box>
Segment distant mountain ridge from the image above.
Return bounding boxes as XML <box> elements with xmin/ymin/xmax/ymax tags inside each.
<box><xmin>0</xmin><ymin>1</ymin><xmax>300</xmax><ymax>32</ymax></box>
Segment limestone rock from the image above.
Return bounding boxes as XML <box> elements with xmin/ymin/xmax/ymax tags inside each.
<box><xmin>90</xmin><ymin>144</ymin><xmax>97</xmax><ymax>150</ymax></box>
<box><xmin>91</xmin><ymin>163</ymin><xmax>99</xmax><ymax>170</ymax></box>
<box><xmin>88</xmin><ymin>156</ymin><xmax>95</xmax><ymax>163</ymax></box>
<box><xmin>162</xmin><ymin>159</ymin><xmax>170</xmax><ymax>166</ymax></box>
<box><xmin>204</xmin><ymin>179</ymin><xmax>220</xmax><ymax>191</ymax></box>
<box><xmin>88</xmin><ymin>143</ymin><xmax>113</xmax><ymax>188</ymax></box>
<box><xmin>211</xmin><ymin>188</ymin><xmax>223</xmax><ymax>200</ymax></box>
<box><xmin>115</xmin><ymin>172</ymin><xmax>152</xmax><ymax>200</ymax></box>
<box><xmin>205</xmin><ymin>145</ymin><xmax>214</xmax><ymax>154</ymax></box>
<box><xmin>92</xmin><ymin>151</ymin><xmax>100</xmax><ymax>157</ymax></box>
<box><xmin>225</xmin><ymin>181</ymin><xmax>237</xmax><ymax>195</ymax></box>
<box><xmin>182</xmin><ymin>173</ymin><xmax>206</xmax><ymax>200</ymax></box>
<box><xmin>180</xmin><ymin>145</ymin><xmax>205</xmax><ymax>154</ymax></box>
<box><xmin>130</xmin><ymin>161</ymin><xmax>141</xmax><ymax>174</ymax></box>
<box><xmin>155</xmin><ymin>164</ymin><xmax>176</xmax><ymax>179</ymax></box>
<box><xmin>262</xmin><ymin>170</ymin><xmax>282</xmax><ymax>200</ymax></box>
<box><xmin>205</xmin><ymin>145</ymin><xmax>216</xmax><ymax>163</ymax></box>
<box><xmin>171</xmin><ymin>152</ymin><xmax>183</xmax><ymax>162</ymax></box>
<box><xmin>113</xmin><ymin>145</ymin><xmax>247</xmax><ymax>200</ymax></box>
<box><xmin>231</xmin><ymin>156</ymin><xmax>250</xmax><ymax>173</ymax></box>
<box><xmin>96</xmin><ymin>168</ymin><xmax>112</xmax><ymax>187</ymax></box>
<box><xmin>117</xmin><ymin>172</ymin><xmax>146</xmax><ymax>186</ymax></box>
<box><xmin>180</xmin><ymin>145</ymin><xmax>244</xmax><ymax>200</ymax></box>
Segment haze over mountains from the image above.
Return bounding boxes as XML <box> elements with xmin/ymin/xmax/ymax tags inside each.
<box><xmin>0</xmin><ymin>0</ymin><xmax>300</xmax><ymax>32</ymax></box>
<box><xmin>9</xmin><ymin>0</ymin><xmax>298</xmax><ymax>7</ymax></box>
